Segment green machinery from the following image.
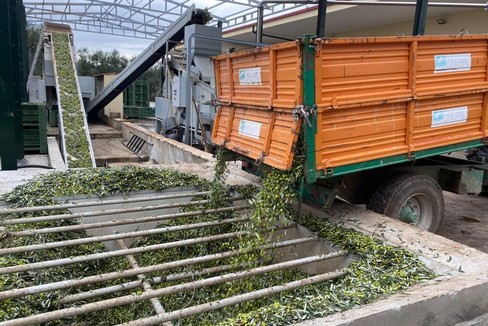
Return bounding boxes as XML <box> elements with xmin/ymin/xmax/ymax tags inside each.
<box><xmin>0</xmin><ymin>0</ymin><xmax>48</xmax><ymax>167</ymax></box>
<box><xmin>0</xmin><ymin>0</ymin><xmax>29</xmax><ymax>170</ymax></box>
<box><xmin>21</xmin><ymin>102</ymin><xmax>48</xmax><ymax>154</ymax></box>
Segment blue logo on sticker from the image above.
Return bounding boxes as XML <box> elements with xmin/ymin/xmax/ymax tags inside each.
<box><xmin>433</xmin><ymin>111</ymin><xmax>444</xmax><ymax>123</ymax></box>
<box><xmin>435</xmin><ymin>56</ymin><xmax>447</xmax><ymax>69</ymax></box>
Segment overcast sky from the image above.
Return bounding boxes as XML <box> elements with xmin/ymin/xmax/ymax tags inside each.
<box><xmin>61</xmin><ymin>0</ymin><xmax>245</xmax><ymax>58</ymax></box>
<box><xmin>26</xmin><ymin>0</ymin><xmax>299</xmax><ymax>57</ymax></box>
<box><xmin>74</xmin><ymin>30</ymin><xmax>153</xmax><ymax>58</ymax></box>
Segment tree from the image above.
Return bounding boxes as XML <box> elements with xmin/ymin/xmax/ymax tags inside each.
<box><xmin>75</xmin><ymin>48</ymin><xmax>161</xmax><ymax>100</ymax></box>
<box><xmin>26</xmin><ymin>24</ymin><xmax>43</xmax><ymax>75</ymax></box>
<box><xmin>26</xmin><ymin>25</ymin><xmax>162</xmax><ymax>100</ymax></box>
<box><xmin>76</xmin><ymin>48</ymin><xmax>130</xmax><ymax>76</ymax></box>
<box><xmin>140</xmin><ymin>61</ymin><xmax>162</xmax><ymax>101</ymax></box>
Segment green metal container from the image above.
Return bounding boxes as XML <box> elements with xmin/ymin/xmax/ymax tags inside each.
<box><xmin>22</xmin><ymin>102</ymin><xmax>46</xmax><ymax>129</ymax></box>
<box><xmin>140</xmin><ymin>107</ymin><xmax>154</xmax><ymax>118</ymax></box>
<box><xmin>123</xmin><ymin>80</ymin><xmax>150</xmax><ymax>108</ymax></box>
<box><xmin>123</xmin><ymin>106</ymin><xmax>140</xmax><ymax>119</ymax></box>
<box><xmin>47</xmin><ymin>105</ymin><xmax>59</xmax><ymax>127</ymax></box>
<box><xmin>123</xmin><ymin>105</ymin><xmax>154</xmax><ymax>119</ymax></box>
<box><xmin>23</xmin><ymin>126</ymin><xmax>47</xmax><ymax>154</ymax></box>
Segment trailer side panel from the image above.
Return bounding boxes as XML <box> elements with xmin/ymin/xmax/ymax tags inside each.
<box><xmin>212</xmin><ymin>35</ymin><xmax>488</xmax><ymax>178</ymax></box>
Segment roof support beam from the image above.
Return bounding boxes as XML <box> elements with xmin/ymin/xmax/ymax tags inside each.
<box><xmin>413</xmin><ymin>0</ymin><xmax>429</xmax><ymax>35</ymax></box>
<box><xmin>316</xmin><ymin>0</ymin><xmax>327</xmax><ymax>38</ymax></box>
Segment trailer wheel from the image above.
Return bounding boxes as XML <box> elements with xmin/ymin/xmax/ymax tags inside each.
<box><xmin>368</xmin><ymin>172</ymin><xmax>444</xmax><ymax>233</ymax></box>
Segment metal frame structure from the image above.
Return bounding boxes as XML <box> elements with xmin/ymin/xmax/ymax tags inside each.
<box><xmin>24</xmin><ymin>1</ymin><xmax>488</xmax><ymax>40</ymax></box>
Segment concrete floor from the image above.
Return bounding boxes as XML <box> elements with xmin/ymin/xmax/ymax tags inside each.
<box><xmin>0</xmin><ymin>155</ymin><xmax>53</xmax><ymax>195</ymax></box>
<box><xmin>440</xmin><ymin>191</ymin><xmax>488</xmax><ymax>253</ymax></box>
<box><xmin>48</xmin><ymin>123</ymin><xmax>123</xmax><ymax>139</ymax></box>
<box><xmin>92</xmin><ymin>138</ymin><xmax>141</xmax><ymax>166</ymax></box>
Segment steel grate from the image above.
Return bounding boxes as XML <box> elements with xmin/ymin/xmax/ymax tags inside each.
<box><xmin>0</xmin><ymin>190</ymin><xmax>348</xmax><ymax>325</ymax></box>
<box><xmin>123</xmin><ymin>132</ymin><xmax>152</xmax><ymax>159</ymax></box>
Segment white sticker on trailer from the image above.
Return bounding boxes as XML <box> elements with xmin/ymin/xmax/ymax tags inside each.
<box><xmin>434</xmin><ymin>53</ymin><xmax>471</xmax><ymax>73</ymax></box>
<box><xmin>238</xmin><ymin>120</ymin><xmax>262</xmax><ymax>139</ymax></box>
<box><xmin>239</xmin><ymin>67</ymin><xmax>262</xmax><ymax>85</ymax></box>
<box><xmin>431</xmin><ymin>106</ymin><xmax>468</xmax><ymax>128</ymax></box>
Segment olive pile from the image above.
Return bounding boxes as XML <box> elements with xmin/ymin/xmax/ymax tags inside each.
<box><xmin>0</xmin><ymin>162</ymin><xmax>436</xmax><ymax>325</ymax></box>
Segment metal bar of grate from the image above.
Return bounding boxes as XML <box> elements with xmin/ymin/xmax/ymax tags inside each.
<box><xmin>0</xmin><ymin>190</ymin><xmax>210</xmax><ymax>216</ymax></box>
<box><xmin>118</xmin><ymin>270</ymin><xmax>349</xmax><ymax>326</ymax></box>
<box><xmin>5</xmin><ymin>203</ymin><xmax>249</xmax><ymax>238</ymax></box>
<box><xmin>115</xmin><ymin>239</ymin><xmax>169</xmax><ymax>323</ymax></box>
<box><xmin>0</xmin><ymin>234</ymin><xmax>311</xmax><ymax>300</ymax></box>
<box><xmin>124</xmin><ymin>133</ymin><xmax>152</xmax><ymax>158</ymax></box>
<box><xmin>60</xmin><ymin>263</ymin><xmax>241</xmax><ymax>305</ymax></box>
<box><xmin>0</xmin><ymin>253</ymin><xmax>347</xmax><ymax>326</ymax></box>
<box><xmin>0</xmin><ymin>212</ymin><xmax>251</xmax><ymax>255</ymax></box>
<box><xmin>0</xmin><ymin>228</ymin><xmax>250</xmax><ymax>276</ymax></box>
<box><xmin>0</xmin><ymin>191</ymin><xmax>350</xmax><ymax>325</ymax></box>
<box><xmin>133</xmin><ymin>137</ymin><xmax>147</xmax><ymax>154</ymax></box>
<box><xmin>126</xmin><ymin>134</ymin><xmax>137</xmax><ymax>148</ymax></box>
<box><xmin>130</xmin><ymin>137</ymin><xmax>144</xmax><ymax>152</ymax></box>
<box><xmin>0</xmin><ymin>195</ymin><xmax>236</xmax><ymax>226</ymax></box>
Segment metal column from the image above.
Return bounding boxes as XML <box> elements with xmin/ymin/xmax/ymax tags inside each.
<box><xmin>256</xmin><ymin>5</ymin><xmax>265</xmax><ymax>43</ymax></box>
<box><xmin>316</xmin><ymin>0</ymin><xmax>328</xmax><ymax>38</ymax></box>
<box><xmin>0</xmin><ymin>0</ymin><xmax>18</xmax><ymax>170</ymax></box>
<box><xmin>412</xmin><ymin>0</ymin><xmax>429</xmax><ymax>35</ymax></box>
<box><xmin>14</xmin><ymin>0</ymin><xmax>27</xmax><ymax>159</ymax></box>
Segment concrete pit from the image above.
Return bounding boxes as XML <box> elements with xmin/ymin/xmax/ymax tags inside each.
<box><xmin>1</xmin><ymin>119</ymin><xmax>488</xmax><ymax>325</ymax></box>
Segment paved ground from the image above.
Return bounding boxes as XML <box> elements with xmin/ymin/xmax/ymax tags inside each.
<box><xmin>0</xmin><ymin>155</ymin><xmax>53</xmax><ymax>195</ymax></box>
<box><xmin>92</xmin><ymin>138</ymin><xmax>141</xmax><ymax>166</ymax></box>
<box><xmin>48</xmin><ymin>123</ymin><xmax>123</xmax><ymax>139</ymax></box>
<box><xmin>440</xmin><ymin>191</ymin><xmax>488</xmax><ymax>253</ymax></box>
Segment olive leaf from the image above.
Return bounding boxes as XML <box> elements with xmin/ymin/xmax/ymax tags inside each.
<box><xmin>52</xmin><ymin>32</ymin><xmax>93</xmax><ymax>168</ymax></box>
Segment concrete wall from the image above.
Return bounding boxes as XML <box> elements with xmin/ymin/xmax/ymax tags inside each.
<box><xmin>295</xmin><ymin>203</ymin><xmax>488</xmax><ymax>326</ymax></box>
<box><xmin>121</xmin><ymin>122</ymin><xmax>214</xmax><ymax>165</ymax></box>
<box><xmin>96</xmin><ymin>74</ymin><xmax>123</xmax><ymax>119</ymax></box>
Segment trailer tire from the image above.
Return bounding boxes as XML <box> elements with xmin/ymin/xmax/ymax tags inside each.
<box><xmin>368</xmin><ymin>172</ymin><xmax>444</xmax><ymax>233</ymax></box>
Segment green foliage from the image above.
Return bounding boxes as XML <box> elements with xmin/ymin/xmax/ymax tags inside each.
<box><xmin>2</xmin><ymin>166</ymin><xmax>208</xmax><ymax>207</ymax></box>
<box><xmin>139</xmin><ymin>61</ymin><xmax>162</xmax><ymax>101</ymax></box>
<box><xmin>193</xmin><ymin>8</ymin><xmax>213</xmax><ymax>25</ymax></box>
<box><xmin>52</xmin><ymin>32</ymin><xmax>93</xmax><ymax>168</ymax></box>
<box><xmin>0</xmin><ymin>166</ymin><xmax>209</xmax><ymax>323</ymax></box>
<box><xmin>209</xmin><ymin>148</ymin><xmax>231</xmax><ymax>208</ymax></box>
<box><xmin>228</xmin><ymin>142</ymin><xmax>304</xmax><ymax>297</ymax></box>
<box><xmin>76</xmin><ymin>48</ymin><xmax>161</xmax><ymax>101</ymax></box>
<box><xmin>26</xmin><ymin>24</ymin><xmax>43</xmax><ymax>76</ymax></box>
<box><xmin>0</xmin><ymin>162</ymin><xmax>435</xmax><ymax>325</ymax></box>
<box><xmin>76</xmin><ymin>48</ymin><xmax>129</xmax><ymax>76</ymax></box>
<box><xmin>215</xmin><ymin>212</ymin><xmax>436</xmax><ymax>326</ymax></box>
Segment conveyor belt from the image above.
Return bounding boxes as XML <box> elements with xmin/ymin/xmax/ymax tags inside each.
<box><xmin>50</xmin><ymin>27</ymin><xmax>96</xmax><ymax>168</ymax></box>
<box><xmin>86</xmin><ymin>5</ymin><xmax>197</xmax><ymax>118</ymax></box>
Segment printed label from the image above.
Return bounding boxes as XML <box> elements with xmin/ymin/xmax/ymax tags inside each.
<box><xmin>434</xmin><ymin>53</ymin><xmax>471</xmax><ymax>73</ymax></box>
<box><xmin>238</xmin><ymin>120</ymin><xmax>262</xmax><ymax>139</ymax></box>
<box><xmin>431</xmin><ymin>106</ymin><xmax>468</xmax><ymax>128</ymax></box>
<box><xmin>239</xmin><ymin>67</ymin><xmax>262</xmax><ymax>85</ymax></box>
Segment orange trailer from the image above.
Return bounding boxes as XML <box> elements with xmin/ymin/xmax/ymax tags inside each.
<box><xmin>212</xmin><ymin>35</ymin><xmax>488</xmax><ymax>232</ymax></box>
